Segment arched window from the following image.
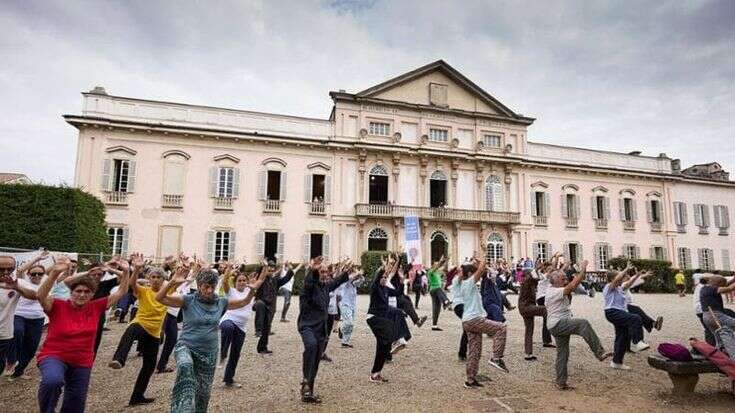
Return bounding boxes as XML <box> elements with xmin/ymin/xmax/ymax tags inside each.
<box><xmin>430</xmin><ymin>170</ymin><xmax>447</xmax><ymax>181</ymax></box>
<box><xmin>367</xmin><ymin>228</ymin><xmax>389</xmax><ymax>251</ymax></box>
<box><xmin>429</xmin><ymin>170</ymin><xmax>448</xmax><ymax>207</ymax></box>
<box><xmin>484</xmin><ymin>175</ymin><xmax>504</xmax><ymax>211</ymax></box>
<box><xmin>430</xmin><ymin>230</ymin><xmax>448</xmax><ymax>263</ymax></box>
<box><xmin>369</xmin><ymin>165</ymin><xmax>389</xmax><ymax>204</ymax></box>
<box><xmin>486</xmin><ymin>232</ymin><xmax>504</xmax><ymax>262</ymax></box>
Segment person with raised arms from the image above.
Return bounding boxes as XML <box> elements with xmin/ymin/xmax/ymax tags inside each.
<box><xmin>546</xmin><ymin>259</ymin><xmax>612</xmax><ymax>390</ymax></box>
<box><xmin>603</xmin><ymin>263</ymin><xmax>649</xmax><ymax>371</ymax></box>
<box><xmin>156</xmin><ymin>258</ymin><xmax>266</xmax><ymax>412</ymax></box>
<box><xmin>34</xmin><ymin>255</ymin><xmax>130</xmax><ymax>412</ymax></box>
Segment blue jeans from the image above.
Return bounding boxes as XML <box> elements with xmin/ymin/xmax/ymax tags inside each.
<box><xmin>38</xmin><ymin>357</ymin><xmax>92</xmax><ymax>413</ymax></box>
<box><xmin>9</xmin><ymin>316</ymin><xmax>45</xmax><ymax>377</ymax></box>
<box><xmin>604</xmin><ymin>308</ymin><xmax>643</xmax><ymax>364</ymax></box>
<box><xmin>219</xmin><ymin>320</ymin><xmax>246</xmax><ymax>384</ymax></box>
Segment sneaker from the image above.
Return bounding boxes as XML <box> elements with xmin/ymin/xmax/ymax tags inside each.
<box><xmin>542</xmin><ymin>343</ymin><xmax>557</xmax><ymax>348</ymax></box>
<box><xmin>321</xmin><ymin>354</ymin><xmax>333</xmax><ymax>362</ymax></box>
<box><xmin>464</xmin><ymin>380</ymin><xmax>484</xmax><ymax>388</ymax></box>
<box><xmin>301</xmin><ymin>391</ymin><xmax>322</xmax><ymax>404</ymax></box>
<box><xmin>1</xmin><ymin>362</ymin><xmax>17</xmax><ymax>377</ymax></box>
<box><xmin>597</xmin><ymin>351</ymin><xmax>614</xmax><ymax>362</ymax></box>
<box><xmin>128</xmin><ymin>397</ymin><xmax>155</xmax><ymax>406</ymax></box>
<box><xmin>488</xmin><ymin>358</ymin><xmax>509</xmax><ymax>373</ymax></box>
<box><xmin>588</xmin><ymin>288</ymin><xmax>596</xmax><ymax>298</ymax></box>
<box><xmin>113</xmin><ymin>308</ymin><xmax>122</xmax><ymax>318</ymax></box>
<box><xmin>417</xmin><ymin>316</ymin><xmax>428</xmax><ymax>328</ymax></box>
<box><xmin>556</xmin><ymin>383</ymin><xmax>576</xmax><ymax>391</ymax></box>
<box><xmin>258</xmin><ymin>350</ymin><xmax>273</xmax><ymax>355</ymax></box>
<box><xmin>108</xmin><ymin>361</ymin><xmax>122</xmax><ymax>369</ymax></box>
<box><xmin>443</xmin><ymin>301</ymin><xmax>453</xmax><ymax>310</ymax></box>
<box><xmin>654</xmin><ymin>316</ymin><xmax>664</xmax><ymax>331</ymax></box>
<box><xmin>609</xmin><ymin>362</ymin><xmax>631</xmax><ymax>370</ymax></box>
<box><xmin>391</xmin><ymin>340</ymin><xmax>406</xmax><ymax>355</ymax></box>
<box><xmin>156</xmin><ymin>367</ymin><xmax>175</xmax><ymax>374</ymax></box>
<box><xmin>223</xmin><ymin>381</ymin><xmax>242</xmax><ymax>388</ymax></box>
<box><xmin>217</xmin><ymin>358</ymin><xmax>226</xmax><ymax>369</ymax></box>
<box><xmin>280</xmin><ymin>318</ymin><xmax>290</xmax><ymax>323</ymax></box>
<box><xmin>431</xmin><ymin>326</ymin><xmax>443</xmax><ymax>331</ymax></box>
<box><xmin>369</xmin><ymin>373</ymin><xmax>388</xmax><ymax>383</ymax></box>
<box><xmin>632</xmin><ymin>341</ymin><xmax>650</xmax><ymax>353</ymax></box>
<box><xmin>524</xmin><ymin>355</ymin><xmax>538</xmax><ymax>361</ymax></box>
<box><xmin>341</xmin><ymin>343</ymin><xmax>354</xmax><ymax>348</ymax></box>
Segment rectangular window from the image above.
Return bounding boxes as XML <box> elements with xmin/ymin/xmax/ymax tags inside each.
<box><xmin>267</xmin><ymin>170</ymin><xmax>282</xmax><ymax>200</ymax></box>
<box><xmin>264</xmin><ymin>231</ymin><xmax>279</xmax><ymax>262</ymax></box>
<box><xmin>596</xmin><ymin>244</ymin><xmax>609</xmax><ymax>270</ymax></box>
<box><xmin>429</xmin><ymin>128</ymin><xmax>449</xmax><ymax>142</ymax></box>
<box><xmin>624</xmin><ymin>245</ymin><xmax>637</xmax><ymax>259</ymax></box>
<box><xmin>217</xmin><ymin>167</ymin><xmax>234</xmax><ymax>198</ymax></box>
<box><xmin>651</xmin><ymin>200</ymin><xmax>661</xmax><ymax>223</ymax></box>
<box><xmin>722</xmin><ymin>249</ymin><xmax>731</xmax><ymax>271</ymax></box>
<box><xmin>113</xmin><ymin>159</ymin><xmax>130</xmax><ymax>192</ymax></box>
<box><xmin>566</xmin><ymin>194</ymin><xmax>576</xmax><ymax>218</ymax></box>
<box><xmin>595</xmin><ymin>196</ymin><xmax>605</xmax><ymax>220</ymax></box>
<box><xmin>309</xmin><ymin>233</ymin><xmax>324</xmax><ymax>259</ymax></box>
<box><xmin>483</xmin><ymin>134</ymin><xmax>502</xmax><ymax>148</ymax></box>
<box><xmin>311</xmin><ymin>174</ymin><xmax>325</xmax><ymax>202</ymax></box>
<box><xmin>108</xmin><ymin>227</ymin><xmax>125</xmax><ymax>255</ymax></box>
<box><xmin>535</xmin><ymin>192</ymin><xmax>545</xmax><ymax>216</ymax></box>
<box><xmin>678</xmin><ymin>247</ymin><xmax>690</xmax><ymax>269</ymax></box>
<box><xmin>535</xmin><ymin>242</ymin><xmax>549</xmax><ymax>261</ymax></box>
<box><xmin>369</xmin><ymin>122</ymin><xmax>390</xmax><ymax>136</ymax></box>
<box><xmin>700</xmin><ymin>248</ymin><xmax>714</xmax><ymax>270</ymax></box>
<box><xmin>214</xmin><ymin>231</ymin><xmax>231</xmax><ymax>263</ymax></box>
<box><xmin>623</xmin><ymin>198</ymin><xmax>634</xmax><ymax>221</ymax></box>
<box><xmin>652</xmin><ymin>246</ymin><xmax>665</xmax><ymax>260</ymax></box>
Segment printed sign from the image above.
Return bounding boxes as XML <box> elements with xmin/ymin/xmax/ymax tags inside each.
<box><xmin>404</xmin><ymin>215</ymin><xmax>422</xmax><ymax>265</ymax></box>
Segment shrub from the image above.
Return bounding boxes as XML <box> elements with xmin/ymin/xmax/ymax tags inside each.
<box><xmin>359</xmin><ymin>251</ymin><xmax>407</xmax><ymax>294</ymax></box>
<box><xmin>683</xmin><ymin>269</ymin><xmax>734</xmax><ymax>293</ymax></box>
<box><xmin>606</xmin><ymin>257</ymin><xmax>675</xmax><ymax>293</ymax></box>
<box><xmin>0</xmin><ymin>184</ymin><xmax>108</xmax><ymax>254</ymax></box>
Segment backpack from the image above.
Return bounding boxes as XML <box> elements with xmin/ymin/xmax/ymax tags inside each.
<box><xmin>657</xmin><ymin>343</ymin><xmax>693</xmax><ymax>362</ymax></box>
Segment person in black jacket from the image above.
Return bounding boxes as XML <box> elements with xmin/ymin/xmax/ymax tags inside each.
<box><xmin>253</xmin><ymin>260</ymin><xmax>294</xmax><ymax>354</ymax></box>
<box><xmin>297</xmin><ymin>257</ymin><xmax>352</xmax><ymax>404</ymax></box>
<box><xmin>391</xmin><ymin>263</ymin><xmax>427</xmax><ymax>328</ymax></box>
<box><xmin>366</xmin><ymin>257</ymin><xmax>405</xmax><ymax>383</ymax></box>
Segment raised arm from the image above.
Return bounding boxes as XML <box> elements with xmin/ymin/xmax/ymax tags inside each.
<box><xmin>610</xmin><ymin>262</ymin><xmax>633</xmax><ymax>289</ymax></box>
<box><xmin>563</xmin><ymin>260</ymin><xmax>588</xmax><ymax>295</ymax></box>
<box><xmin>128</xmin><ymin>253</ymin><xmax>145</xmax><ymax>296</ymax></box>
<box><xmin>37</xmin><ymin>257</ymin><xmax>70</xmax><ymax>312</ymax></box>
<box><xmin>155</xmin><ymin>265</ymin><xmax>189</xmax><ymax>307</ymax></box>
<box><xmin>622</xmin><ymin>270</ymin><xmax>642</xmax><ymax>290</ymax></box>
<box><xmin>16</xmin><ymin>250</ymin><xmax>50</xmax><ymax>279</ymax></box>
<box><xmin>106</xmin><ymin>259</ymin><xmax>130</xmax><ymax>309</ymax></box>
<box><xmin>227</xmin><ymin>267</ymin><xmax>267</xmax><ymax>310</ymax></box>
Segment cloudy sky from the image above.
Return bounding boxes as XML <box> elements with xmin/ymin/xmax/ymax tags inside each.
<box><xmin>2</xmin><ymin>0</ymin><xmax>734</xmax><ymax>184</ymax></box>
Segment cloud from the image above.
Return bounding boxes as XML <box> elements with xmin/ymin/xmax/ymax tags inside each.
<box><xmin>1</xmin><ymin>0</ymin><xmax>733</xmax><ymax>184</ymax></box>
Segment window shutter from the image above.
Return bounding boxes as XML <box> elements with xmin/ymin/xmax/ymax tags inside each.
<box><xmin>209</xmin><ymin>167</ymin><xmax>218</xmax><ymax>198</ymax></box>
<box><xmin>603</xmin><ymin>197</ymin><xmax>610</xmax><ymax>219</ymax></box>
<box><xmin>532</xmin><ymin>243</ymin><xmax>539</xmax><ymax>260</ymax></box>
<box><xmin>543</xmin><ymin>193</ymin><xmax>550</xmax><ymax>218</ymax></box>
<box><xmin>577</xmin><ymin>244</ymin><xmax>584</xmax><ymax>262</ymax></box>
<box><xmin>255</xmin><ymin>231</ymin><xmax>265</xmax><ymax>259</ymax></box>
<box><xmin>574</xmin><ymin>195</ymin><xmax>580</xmax><ymax>219</ymax></box>
<box><xmin>684</xmin><ymin>248</ymin><xmax>691</xmax><ymax>269</ymax></box>
<box><xmin>645</xmin><ymin>200</ymin><xmax>652</xmax><ymax>223</ymax></box>
<box><xmin>232</xmin><ymin>169</ymin><xmax>240</xmax><ymax>198</ymax></box>
<box><xmin>714</xmin><ymin>205</ymin><xmax>721</xmax><ymax>228</ymax></box>
<box><xmin>206</xmin><ymin>231</ymin><xmax>215</xmax><ymax>263</ymax></box>
<box><xmin>635</xmin><ymin>246</ymin><xmax>641</xmax><ymax>260</ymax></box>
<box><xmin>279</xmin><ymin>172</ymin><xmax>288</xmax><ymax>201</ymax></box>
<box><xmin>697</xmin><ymin>248</ymin><xmax>704</xmax><ymax>268</ymax></box>
<box><xmin>594</xmin><ymin>245</ymin><xmax>600</xmax><ymax>270</ymax></box>
<box><xmin>228</xmin><ymin>231</ymin><xmax>236</xmax><ymax>261</ymax></box>
<box><xmin>302</xmin><ymin>234</ymin><xmax>311</xmax><ymax>261</ymax></box>
<box><xmin>673</xmin><ymin>202</ymin><xmax>682</xmax><ymax>226</ymax></box>
<box><xmin>621</xmin><ymin>245</ymin><xmax>627</xmax><ymax>257</ymax></box>
<box><xmin>563</xmin><ymin>242</ymin><xmax>570</xmax><ymax>260</ymax></box>
<box><xmin>530</xmin><ymin>191</ymin><xmax>537</xmax><ymax>217</ymax></box>
<box><xmin>304</xmin><ymin>174</ymin><xmax>313</xmax><ymax>203</ymax></box>
<box><xmin>121</xmin><ymin>228</ymin><xmax>129</xmax><ymax>257</ymax></box>
<box><xmin>662</xmin><ymin>247</ymin><xmax>668</xmax><ymax>261</ymax></box>
<box><xmin>561</xmin><ymin>195</ymin><xmax>568</xmax><ymax>218</ymax></box>
<box><xmin>656</xmin><ymin>201</ymin><xmax>663</xmax><ymax>223</ymax></box>
<box><xmin>127</xmin><ymin>160</ymin><xmax>137</xmax><ymax>193</ymax></box>
<box><xmin>277</xmin><ymin>232</ymin><xmax>285</xmax><ymax>262</ymax></box>
<box><xmin>681</xmin><ymin>203</ymin><xmax>688</xmax><ymax>225</ymax></box>
<box><xmin>722</xmin><ymin>250</ymin><xmax>730</xmax><ymax>271</ymax></box>
<box><xmin>606</xmin><ymin>245</ymin><xmax>612</xmax><ymax>265</ymax></box>
<box><xmin>258</xmin><ymin>171</ymin><xmax>266</xmax><ymax>200</ymax></box>
<box><xmin>618</xmin><ymin>198</ymin><xmax>624</xmax><ymax>221</ymax></box>
<box><xmin>702</xmin><ymin>206</ymin><xmax>710</xmax><ymax>227</ymax></box>
<box><xmin>631</xmin><ymin>199</ymin><xmax>637</xmax><ymax>221</ymax></box>
<box><xmin>591</xmin><ymin>196</ymin><xmax>598</xmax><ymax>219</ymax></box>
<box><xmin>324</xmin><ymin>175</ymin><xmax>332</xmax><ymax>204</ymax></box>
<box><xmin>323</xmin><ymin>234</ymin><xmax>330</xmax><ymax>261</ymax></box>
<box><xmin>101</xmin><ymin>159</ymin><xmax>112</xmax><ymax>191</ymax></box>
<box><xmin>723</xmin><ymin>206</ymin><xmax>730</xmax><ymax>228</ymax></box>
<box><xmin>694</xmin><ymin>204</ymin><xmax>702</xmax><ymax>226</ymax></box>
<box><xmin>548</xmin><ymin>243</ymin><xmax>553</xmax><ymax>257</ymax></box>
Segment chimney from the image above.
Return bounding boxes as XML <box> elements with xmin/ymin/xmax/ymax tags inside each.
<box><xmin>89</xmin><ymin>86</ymin><xmax>108</xmax><ymax>95</ymax></box>
<box><xmin>671</xmin><ymin>159</ymin><xmax>681</xmax><ymax>173</ymax></box>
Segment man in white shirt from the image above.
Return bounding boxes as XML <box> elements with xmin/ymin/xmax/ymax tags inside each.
<box><xmin>279</xmin><ymin>265</ymin><xmax>294</xmax><ymax>323</ymax></box>
<box><xmin>0</xmin><ymin>256</ymin><xmax>37</xmax><ymax>374</ymax></box>
<box><xmin>545</xmin><ymin>260</ymin><xmax>612</xmax><ymax>390</ymax></box>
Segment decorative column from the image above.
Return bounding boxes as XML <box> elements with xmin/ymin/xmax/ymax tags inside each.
<box><xmin>419</xmin><ymin>156</ymin><xmax>428</xmax><ymax>207</ymax></box>
<box><xmin>391</xmin><ymin>153</ymin><xmax>401</xmax><ymax>204</ymax></box>
<box><xmin>422</xmin><ymin>221</ymin><xmax>430</xmax><ymax>264</ymax></box>
<box><xmin>392</xmin><ymin>218</ymin><xmax>402</xmax><ymax>251</ymax></box>
<box><xmin>357</xmin><ymin>218</ymin><xmax>366</xmax><ymax>254</ymax></box>
<box><xmin>504</xmin><ymin>166</ymin><xmax>513</xmax><ymax>212</ymax></box>
<box><xmin>358</xmin><ymin>149</ymin><xmax>367</xmax><ymax>204</ymax></box>
<box><xmin>452</xmin><ymin>222</ymin><xmax>460</xmax><ymax>265</ymax></box>
<box><xmin>450</xmin><ymin>159</ymin><xmax>459</xmax><ymax>208</ymax></box>
<box><xmin>475</xmin><ymin>161</ymin><xmax>485</xmax><ymax>211</ymax></box>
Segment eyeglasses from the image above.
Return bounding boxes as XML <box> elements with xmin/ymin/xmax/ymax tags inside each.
<box><xmin>29</xmin><ymin>272</ymin><xmax>44</xmax><ymax>276</ymax></box>
<box><xmin>0</xmin><ymin>267</ymin><xmax>14</xmax><ymax>273</ymax></box>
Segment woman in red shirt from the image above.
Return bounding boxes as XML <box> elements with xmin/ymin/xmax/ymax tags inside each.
<box><xmin>35</xmin><ymin>256</ymin><xmax>129</xmax><ymax>413</ymax></box>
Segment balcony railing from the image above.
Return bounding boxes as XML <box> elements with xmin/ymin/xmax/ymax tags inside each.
<box><xmin>354</xmin><ymin>203</ymin><xmax>521</xmax><ymax>225</ymax></box>
<box><xmin>309</xmin><ymin>201</ymin><xmax>326</xmax><ymax>215</ymax></box>
<box><xmin>162</xmin><ymin>194</ymin><xmax>183</xmax><ymax>208</ymax></box>
<box><xmin>622</xmin><ymin>220</ymin><xmax>635</xmax><ymax>231</ymax></box>
<box><xmin>105</xmin><ymin>191</ymin><xmax>128</xmax><ymax>206</ymax></box>
<box><xmin>719</xmin><ymin>227</ymin><xmax>729</xmax><ymax>236</ymax></box>
<box><xmin>650</xmin><ymin>222</ymin><xmax>662</xmax><ymax>233</ymax></box>
<box><xmin>214</xmin><ymin>196</ymin><xmax>233</xmax><ymax>210</ymax></box>
<box><xmin>594</xmin><ymin>218</ymin><xmax>608</xmax><ymax>230</ymax></box>
<box><xmin>264</xmin><ymin>199</ymin><xmax>281</xmax><ymax>213</ymax></box>
<box><xmin>534</xmin><ymin>215</ymin><xmax>548</xmax><ymax>226</ymax></box>
<box><xmin>698</xmin><ymin>226</ymin><xmax>709</xmax><ymax>235</ymax></box>
<box><xmin>565</xmin><ymin>217</ymin><xmax>578</xmax><ymax>228</ymax></box>
<box><xmin>677</xmin><ymin>225</ymin><xmax>686</xmax><ymax>233</ymax></box>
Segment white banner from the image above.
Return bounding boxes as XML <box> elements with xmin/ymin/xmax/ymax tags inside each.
<box><xmin>2</xmin><ymin>249</ymin><xmax>78</xmax><ymax>274</ymax></box>
<box><xmin>404</xmin><ymin>215</ymin><xmax>422</xmax><ymax>265</ymax></box>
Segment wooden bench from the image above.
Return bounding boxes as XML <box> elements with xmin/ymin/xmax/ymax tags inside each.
<box><xmin>647</xmin><ymin>354</ymin><xmax>721</xmax><ymax>393</ymax></box>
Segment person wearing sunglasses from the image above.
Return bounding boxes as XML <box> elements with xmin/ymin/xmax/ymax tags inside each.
<box><xmin>35</xmin><ymin>255</ymin><xmax>130</xmax><ymax>413</ymax></box>
<box><xmin>0</xmin><ymin>255</ymin><xmax>38</xmax><ymax>378</ymax></box>
<box><xmin>7</xmin><ymin>256</ymin><xmax>49</xmax><ymax>380</ymax></box>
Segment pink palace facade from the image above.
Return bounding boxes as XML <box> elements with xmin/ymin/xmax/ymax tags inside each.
<box><xmin>66</xmin><ymin>60</ymin><xmax>735</xmax><ymax>271</ymax></box>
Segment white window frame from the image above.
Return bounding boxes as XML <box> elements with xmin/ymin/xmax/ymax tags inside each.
<box><xmin>368</xmin><ymin>121</ymin><xmax>391</xmax><ymax>137</ymax></box>
<box><xmin>429</xmin><ymin>128</ymin><xmax>449</xmax><ymax>143</ymax></box>
<box><xmin>483</xmin><ymin>134</ymin><xmax>502</xmax><ymax>148</ymax></box>
<box><xmin>596</xmin><ymin>243</ymin><xmax>610</xmax><ymax>270</ymax></box>
<box><xmin>624</xmin><ymin>244</ymin><xmax>638</xmax><ymax>260</ymax></box>
<box><xmin>113</xmin><ymin>159</ymin><xmax>131</xmax><ymax>192</ymax></box>
<box><xmin>677</xmin><ymin>247</ymin><xmax>690</xmax><ymax>269</ymax></box>
<box><xmin>486</xmin><ymin>233</ymin><xmax>504</xmax><ymax>262</ymax></box>
<box><xmin>484</xmin><ymin>175</ymin><xmax>504</xmax><ymax>211</ymax></box>
<box><xmin>722</xmin><ymin>249</ymin><xmax>731</xmax><ymax>271</ymax></box>
<box><xmin>107</xmin><ymin>226</ymin><xmax>128</xmax><ymax>256</ymax></box>
<box><xmin>700</xmin><ymin>248</ymin><xmax>714</xmax><ymax>270</ymax></box>
<box><xmin>535</xmin><ymin>241</ymin><xmax>549</xmax><ymax>261</ymax></box>
<box><xmin>218</xmin><ymin>167</ymin><xmax>235</xmax><ymax>198</ymax></box>
<box><xmin>213</xmin><ymin>230</ymin><xmax>231</xmax><ymax>263</ymax></box>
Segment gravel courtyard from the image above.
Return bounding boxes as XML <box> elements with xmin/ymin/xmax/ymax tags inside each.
<box><xmin>3</xmin><ymin>293</ymin><xmax>734</xmax><ymax>412</ymax></box>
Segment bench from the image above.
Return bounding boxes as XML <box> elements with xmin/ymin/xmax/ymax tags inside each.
<box><xmin>647</xmin><ymin>354</ymin><xmax>721</xmax><ymax>394</ymax></box>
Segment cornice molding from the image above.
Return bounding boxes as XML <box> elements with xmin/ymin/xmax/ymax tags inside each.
<box><xmin>214</xmin><ymin>154</ymin><xmax>240</xmax><ymax>163</ymax></box>
<box><xmin>162</xmin><ymin>149</ymin><xmax>191</xmax><ymax>160</ymax></box>
<box><xmin>262</xmin><ymin>157</ymin><xmax>287</xmax><ymax>167</ymax></box>
<box><xmin>306</xmin><ymin>162</ymin><xmax>331</xmax><ymax>171</ymax></box>
<box><xmin>105</xmin><ymin>145</ymin><xmax>137</xmax><ymax>155</ymax></box>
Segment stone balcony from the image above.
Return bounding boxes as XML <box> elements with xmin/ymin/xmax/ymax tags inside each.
<box><xmin>534</xmin><ymin>215</ymin><xmax>548</xmax><ymax>227</ymax></box>
<box><xmin>162</xmin><ymin>194</ymin><xmax>183</xmax><ymax>208</ymax></box>
<box><xmin>650</xmin><ymin>222</ymin><xmax>663</xmax><ymax>233</ymax></box>
<box><xmin>264</xmin><ymin>199</ymin><xmax>282</xmax><ymax>213</ymax></box>
<box><xmin>594</xmin><ymin>218</ymin><xmax>608</xmax><ymax>230</ymax></box>
<box><xmin>309</xmin><ymin>201</ymin><xmax>326</xmax><ymax>215</ymax></box>
<box><xmin>355</xmin><ymin>203</ymin><xmax>520</xmax><ymax>225</ymax></box>
<box><xmin>105</xmin><ymin>191</ymin><xmax>128</xmax><ymax>206</ymax></box>
<box><xmin>213</xmin><ymin>196</ymin><xmax>234</xmax><ymax>210</ymax></box>
<box><xmin>623</xmin><ymin>220</ymin><xmax>636</xmax><ymax>231</ymax></box>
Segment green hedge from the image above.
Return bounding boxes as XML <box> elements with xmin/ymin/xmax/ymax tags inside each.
<box><xmin>0</xmin><ymin>184</ymin><xmax>109</xmax><ymax>254</ymax></box>
<box><xmin>606</xmin><ymin>257</ymin><xmax>676</xmax><ymax>293</ymax></box>
<box><xmin>683</xmin><ymin>269</ymin><xmax>734</xmax><ymax>293</ymax></box>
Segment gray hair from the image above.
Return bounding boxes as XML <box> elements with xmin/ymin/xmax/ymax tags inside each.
<box><xmin>147</xmin><ymin>267</ymin><xmax>166</xmax><ymax>278</ymax></box>
<box><xmin>196</xmin><ymin>269</ymin><xmax>219</xmax><ymax>287</ymax></box>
